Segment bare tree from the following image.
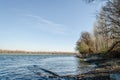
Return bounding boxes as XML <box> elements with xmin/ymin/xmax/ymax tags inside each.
<box><xmin>102</xmin><ymin>0</ymin><xmax>120</xmax><ymax>40</ymax></box>
<box><xmin>94</xmin><ymin>0</ymin><xmax>120</xmax><ymax>53</ymax></box>
<box><xmin>76</xmin><ymin>0</ymin><xmax>120</xmax><ymax>54</ymax></box>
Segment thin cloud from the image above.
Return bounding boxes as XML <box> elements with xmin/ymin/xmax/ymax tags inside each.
<box><xmin>25</xmin><ymin>14</ymin><xmax>68</xmax><ymax>35</ymax></box>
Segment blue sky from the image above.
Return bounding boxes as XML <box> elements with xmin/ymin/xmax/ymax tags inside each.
<box><xmin>0</xmin><ymin>0</ymin><xmax>103</xmax><ymax>52</ymax></box>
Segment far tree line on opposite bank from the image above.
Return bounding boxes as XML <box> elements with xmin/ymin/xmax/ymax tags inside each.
<box><xmin>76</xmin><ymin>0</ymin><xmax>120</xmax><ymax>58</ymax></box>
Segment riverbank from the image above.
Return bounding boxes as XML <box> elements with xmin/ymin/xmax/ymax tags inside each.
<box><xmin>39</xmin><ymin>58</ymin><xmax>120</xmax><ymax>80</ymax></box>
<box><xmin>74</xmin><ymin>52</ymin><xmax>120</xmax><ymax>79</ymax></box>
<box><xmin>75</xmin><ymin>58</ymin><xmax>120</xmax><ymax>80</ymax></box>
<box><xmin>29</xmin><ymin>54</ymin><xmax>120</xmax><ymax>80</ymax></box>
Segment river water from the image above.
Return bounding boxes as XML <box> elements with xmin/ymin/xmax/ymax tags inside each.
<box><xmin>0</xmin><ymin>54</ymin><xmax>96</xmax><ymax>80</ymax></box>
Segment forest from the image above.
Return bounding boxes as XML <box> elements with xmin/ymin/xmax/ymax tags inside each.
<box><xmin>76</xmin><ymin>0</ymin><xmax>120</xmax><ymax>58</ymax></box>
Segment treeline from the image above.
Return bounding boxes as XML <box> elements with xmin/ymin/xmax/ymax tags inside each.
<box><xmin>76</xmin><ymin>0</ymin><xmax>120</xmax><ymax>55</ymax></box>
<box><xmin>0</xmin><ymin>49</ymin><xmax>75</xmax><ymax>54</ymax></box>
<box><xmin>0</xmin><ymin>49</ymin><xmax>31</xmax><ymax>53</ymax></box>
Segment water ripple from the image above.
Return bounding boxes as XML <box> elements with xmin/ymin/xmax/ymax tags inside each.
<box><xmin>0</xmin><ymin>54</ymin><xmax>95</xmax><ymax>80</ymax></box>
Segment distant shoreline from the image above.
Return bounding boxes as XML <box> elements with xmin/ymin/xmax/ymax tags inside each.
<box><xmin>0</xmin><ymin>53</ymin><xmax>75</xmax><ymax>55</ymax></box>
<box><xmin>0</xmin><ymin>49</ymin><xmax>76</xmax><ymax>55</ymax></box>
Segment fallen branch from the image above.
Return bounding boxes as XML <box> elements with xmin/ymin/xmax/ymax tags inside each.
<box><xmin>107</xmin><ymin>41</ymin><xmax>120</xmax><ymax>53</ymax></box>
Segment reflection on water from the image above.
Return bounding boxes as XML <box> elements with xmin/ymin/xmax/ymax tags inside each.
<box><xmin>0</xmin><ymin>54</ymin><xmax>96</xmax><ymax>79</ymax></box>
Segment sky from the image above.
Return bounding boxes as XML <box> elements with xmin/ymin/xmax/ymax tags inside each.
<box><xmin>0</xmin><ymin>0</ymin><xmax>103</xmax><ymax>52</ymax></box>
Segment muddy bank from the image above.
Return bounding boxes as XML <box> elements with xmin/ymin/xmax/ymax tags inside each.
<box><xmin>33</xmin><ymin>58</ymin><xmax>120</xmax><ymax>80</ymax></box>
<box><xmin>47</xmin><ymin>57</ymin><xmax>120</xmax><ymax>80</ymax></box>
<box><xmin>70</xmin><ymin>58</ymin><xmax>120</xmax><ymax>80</ymax></box>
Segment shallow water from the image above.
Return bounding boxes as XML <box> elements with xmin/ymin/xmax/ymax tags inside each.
<box><xmin>0</xmin><ymin>54</ymin><xmax>96</xmax><ymax>80</ymax></box>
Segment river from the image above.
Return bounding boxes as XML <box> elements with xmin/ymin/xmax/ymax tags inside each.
<box><xmin>0</xmin><ymin>54</ymin><xmax>96</xmax><ymax>80</ymax></box>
